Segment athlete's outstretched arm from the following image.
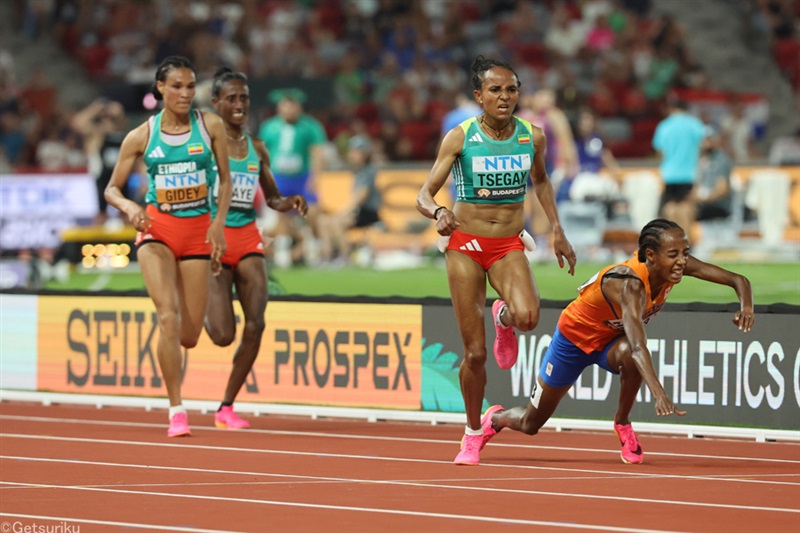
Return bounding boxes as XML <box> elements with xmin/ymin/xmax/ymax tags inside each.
<box><xmin>684</xmin><ymin>255</ymin><xmax>755</xmax><ymax>332</ymax></box>
<box><xmin>618</xmin><ymin>275</ymin><xmax>686</xmax><ymax>417</ymax></box>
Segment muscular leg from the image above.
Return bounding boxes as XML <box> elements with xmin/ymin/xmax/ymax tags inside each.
<box><xmin>487</xmin><ymin>250</ymin><xmax>540</xmax><ymax>332</ymax></box>
<box><xmin>446</xmin><ymin>251</ymin><xmax>488</xmax><ymax>430</ymax></box>
<box><xmin>493</xmin><ymin>376</ymin><xmax>571</xmax><ymax>435</ymax></box>
<box><xmin>605</xmin><ymin>337</ymin><xmax>642</xmax><ymax>424</ymax></box>
<box><xmin>176</xmin><ymin>258</ymin><xmax>211</xmax><ymax>348</ymax></box>
<box><xmin>138</xmin><ymin>243</ymin><xmax>183</xmax><ymax>406</ymax></box>
<box><xmin>223</xmin><ymin>256</ymin><xmax>268</xmax><ymax>404</ymax></box>
<box><xmin>205</xmin><ymin>267</ymin><xmax>236</xmax><ymax>346</ymax></box>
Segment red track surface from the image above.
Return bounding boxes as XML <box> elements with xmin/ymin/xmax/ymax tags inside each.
<box><xmin>1</xmin><ymin>401</ymin><xmax>798</xmax><ymax>533</ymax></box>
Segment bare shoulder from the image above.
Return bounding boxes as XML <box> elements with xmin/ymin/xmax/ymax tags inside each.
<box><xmin>201</xmin><ymin>111</ymin><xmax>224</xmax><ymax>129</ymax></box>
<box><xmin>439</xmin><ymin>125</ymin><xmax>465</xmax><ymax>154</ymax></box>
<box><xmin>250</xmin><ymin>135</ymin><xmax>267</xmax><ymax>152</ymax></box>
<box><xmin>122</xmin><ymin>122</ymin><xmax>150</xmax><ymax>151</ymax></box>
<box><xmin>443</xmin><ymin>123</ymin><xmax>466</xmax><ymax>143</ymax></box>
<box><xmin>604</xmin><ymin>265</ymin><xmax>644</xmax><ymax>289</ymax></box>
<box><xmin>530</xmin><ymin>124</ymin><xmax>545</xmax><ymax>141</ymax></box>
<box><xmin>251</xmin><ymin>135</ymin><xmax>270</xmax><ymax>158</ymax></box>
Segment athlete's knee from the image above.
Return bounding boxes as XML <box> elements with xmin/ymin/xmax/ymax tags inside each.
<box><xmin>180</xmin><ymin>332</ymin><xmax>201</xmax><ymax>349</ymax></box>
<box><xmin>180</xmin><ymin>322</ymin><xmax>204</xmax><ymax>349</ymax></box>
<box><xmin>507</xmin><ymin>302</ymin><xmax>540</xmax><ymax>332</ymax></box>
<box><xmin>241</xmin><ymin>318</ymin><xmax>265</xmax><ymax>342</ymax></box>
<box><xmin>156</xmin><ymin>309</ymin><xmax>180</xmax><ymax>339</ymax></box>
<box><xmin>461</xmin><ymin>342</ymin><xmax>487</xmax><ymax>370</ymax></box>
<box><xmin>207</xmin><ymin>325</ymin><xmax>235</xmax><ymax>347</ymax></box>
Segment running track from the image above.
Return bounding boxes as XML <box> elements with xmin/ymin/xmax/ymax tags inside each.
<box><xmin>1</xmin><ymin>402</ymin><xmax>798</xmax><ymax>532</ymax></box>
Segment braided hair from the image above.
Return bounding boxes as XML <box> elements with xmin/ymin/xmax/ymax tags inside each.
<box><xmin>470</xmin><ymin>55</ymin><xmax>520</xmax><ymax>91</ymax></box>
<box><xmin>637</xmin><ymin>219</ymin><xmax>683</xmax><ymax>262</ymax></box>
<box><xmin>151</xmin><ymin>56</ymin><xmax>195</xmax><ymax>101</ymax></box>
<box><xmin>212</xmin><ymin>66</ymin><xmax>248</xmax><ymax>98</ymax></box>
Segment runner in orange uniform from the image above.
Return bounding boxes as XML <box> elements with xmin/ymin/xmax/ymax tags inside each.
<box><xmin>480</xmin><ymin>219</ymin><xmax>754</xmax><ymax>464</ymax></box>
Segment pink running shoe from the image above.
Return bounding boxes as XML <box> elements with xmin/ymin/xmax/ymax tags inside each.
<box><xmin>167</xmin><ymin>412</ymin><xmax>191</xmax><ymax>438</ymax></box>
<box><xmin>492</xmin><ymin>299</ymin><xmax>518</xmax><ymax>369</ymax></box>
<box><xmin>479</xmin><ymin>405</ymin><xmax>505</xmax><ymax>451</ymax></box>
<box><xmin>454</xmin><ymin>434</ymin><xmax>483</xmax><ymax>466</ymax></box>
<box><xmin>215</xmin><ymin>406</ymin><xmax>251</xmax><ymax>429</ymax></box>
<box><xmin>614</xmin><ymin>421</ymin><xmax>643</xmax><ymax>464</ymax></box>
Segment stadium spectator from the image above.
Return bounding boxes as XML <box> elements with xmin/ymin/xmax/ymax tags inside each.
<box><xmin>652</xmin><ymin>98</ymin><xmax>706</xmax><ymax>236</ymax></box>
<box><xmin>518</xmin><ymin>89</ymin><xmax>578</xmax><ymax>252</ymax></box>
<box><xmin>0</xmin><ymin>110</ymin><xmax>26</xmax><ymax>165</ymax></box>
<box><xmin>693</xmin><ymin>128</ymin><xmax>734</xmax><ymax>223</ymax></box>
<box><xmin>34</xmin><ymin>120</ymin><xmax>85</xmax><ymax>172</ymax></box>
<box><xmin>318</xmin><ymin>134</ymin><xmax>381</xmax><ymax>266</ymax></box>
<box><xmin>19</xmin><ymin>68</ymin><xmax>56</xmax><ymax>121</ymax></box>
<box><xmin>4</xmin><ymin>0</ymin><xmax>730</xmax><ymax>168</ymax></box>
<box><xmin>768</xmin><ymin>126</ymin><xmax>800</xmax><ymax>166</ymax></box>
<box><xmin>560</xmin><ymin>108</ymin><xmax>622</xmax><ymax>204</ymax></box>
<box><xmin>720</xmin><ymin>97</ymin><xmax>758</xmax><ymax>163</ymax></box>
<box><xmin>258</xmin><ymin>88</ymin><xmax>327</xmax><ymax>267</ymax></box>
<box><xmin>544</xmin><ymin>4</ymin><xmax>587</xmax><ymax>60</ymax></box>
<box><xmin>440</xmin><ymin>92</ymin><xmax>482</xmax><ymax>137</ymax></box>
<box><xmin>71</xmin><ymin>98</ymin><xmax>134</xmax><ymax>225</ymax></box>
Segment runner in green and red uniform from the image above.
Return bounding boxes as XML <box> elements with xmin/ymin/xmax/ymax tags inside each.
<box><xmin>105</xmin><ymin>56</ymin><xmax>233</xmax><ymax>438</ymax></box>
<box><xmin>416</xmin><ymin>55</ymin><xmax>576</xmax><ymax>466</ymax></box>
<box><xmin>205</xmin><ymin>68</ymin><xmax>308</xmax><ymax>429</ymax></box>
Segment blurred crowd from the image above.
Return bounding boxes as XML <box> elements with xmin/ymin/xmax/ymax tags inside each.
<box><xmin>2</xmin><ymin>0</ymin><xmax>797</xmax><ymax>174</ymax></box>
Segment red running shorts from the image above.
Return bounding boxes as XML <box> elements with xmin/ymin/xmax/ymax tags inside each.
<box><xmin>446</xmin><ymin>229</ymin><xmax>525</xmax><ymax>271</ymax></box>
<box><xmin>135</xmin><ymin>204</ymin><xmax>212</xmax><ymax>260</ymax></box>
<box><xmin>220</xmin><ymin>221</ymin><xmax>265</xmax><ymax>269</ymax></box>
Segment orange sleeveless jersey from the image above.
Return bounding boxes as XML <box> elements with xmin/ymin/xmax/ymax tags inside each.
<box><xmin>557</xmin><ymin>254</ymin><xmax>674</xmax><ymax>354</ymax></box>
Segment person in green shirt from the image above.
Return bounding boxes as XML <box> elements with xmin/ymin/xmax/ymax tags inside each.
<box><xmin>257</xmin><ymin>88</ymin><xmax>327</xmax><ymax>267</ymax></box>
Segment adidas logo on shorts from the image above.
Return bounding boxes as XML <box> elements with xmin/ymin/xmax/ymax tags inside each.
<box><xmin>459</xmin><ymin>238</ymin><xmax>483</xmax><ymax>252</ymax></box>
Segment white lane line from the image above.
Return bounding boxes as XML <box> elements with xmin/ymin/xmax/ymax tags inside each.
<box><xmin>2</xmin><ymin>414</ymin><xmax>796</xmax><ymax>464</ymax></box>
<box><xmin>8</xmin><ymin>454</ymin><xmax>793</xmax><ymax>486</ymax></box>
<box><xmin>0</xmin><ymin>513</ymin><xmax>241</xmax><ymax>533</ymax></box>
<box><xmin>1</xmin><ymin>453</ymin><xmax>798</xmax><ymax>513</ymax></box>
<box><xmin>2</xmin><ymin>433</ymin><xmax>798</xmax><ymax>489</ymax></box>
<box><xmin>4</xmin><ymin>455</ymin><xmax>797</xmax><ymax>486</ymax></box>
<box><xmin>4</xmin><ymin>454</ymin><xmax>799</xmax><ymax>487</ymax></box>
<box><xmin>0</xmin><ymin>432</ymin><xmax>761</xmax><ymax>482</ymax></box>
<box><xmin>0</xmin><ymin>481</ymin><xmax>690</xmax><ymax>533</ymax></box>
